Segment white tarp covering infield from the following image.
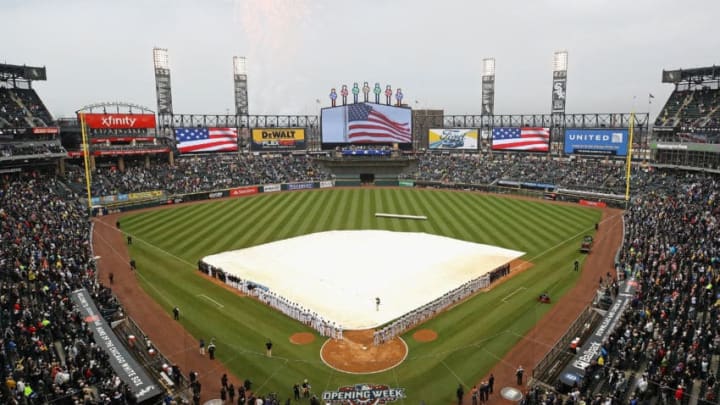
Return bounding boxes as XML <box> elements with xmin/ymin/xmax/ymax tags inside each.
<box><xmin>203</xmin><ymin>230</ymin><xmax>525</xmax><ymax>330</ymax></box>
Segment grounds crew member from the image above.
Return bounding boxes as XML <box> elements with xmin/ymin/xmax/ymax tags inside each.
<box><xmin>265</xmin><ymin>339</ymin><xmax>273</xmax><ymax>357</ymax></box>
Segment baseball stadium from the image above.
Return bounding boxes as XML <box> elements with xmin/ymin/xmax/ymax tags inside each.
<box><xmin>2</xmin><ymin>3</ymin><xmax>720</xmax><ymax>405</ymax></box>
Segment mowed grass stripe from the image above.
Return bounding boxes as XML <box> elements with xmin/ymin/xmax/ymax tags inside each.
<box><xmin>127</xmin><ymin>202</ymin><xmax>207</xmax><ymax>237</ymax></box>
<box><xmin>398</xmin><ymin>189</ymin><xmax>427</xmax><ymax>233</ymax></box>
<box><xmin>235</xmin><ymin>193</ymin><xmax>296</xmax><ymax>248</ymax></box>
<box><xmin>344</xmin><ymin>189</ymin><xmax>363</xmax><ymax>230</ymax></box>
<box><xmin>478</xmin><ymin>196</ymin><xmax>547</xmax><ymax>251</ymax></box>
<box><xmin>419</xmin><ymin>190</ymin><xmax>468</xmax><ymax>241</ymax></box>
<box><xmin>360</xmin><ymin>189</ymin><xmax>374</xmax><ymax>229</ymax></box>
<box><xmin>274</xmin><ymin>190</ymin><xmax>324</xmax><ymax>240</ymax></box>
<box><xmin>198</xmin><ymin>198</ymin><xmax>272</xmax><ymax>253</ymax></box>
<box><xmin>328</xmin><ymin>189</ymin><xmax>354</xmax><ymax>230</ymax></box>
<box><xmin>316</xmin><ymin>188</ymin><xmax>345</xmax><ymax>231</ymax></box>
<box><xmin>405</xmin><ymin>189</ymin><xmax>442</xmax><ymax>235</ymax></box>
<box><xmin>451</xmin><ymin>192</ymin><xmax>503</xmax><ymax>242</ymax></box>
<box><xmin>268</xmin><ymin>191</ymin><xmax>318</xmax><ymax>239</ymax></box>
<box><xmin>519</xmin><ymin>200</ymin><xmax>592</xmax><ymax>238</ymax></box>
<box><xmin>450</xmin><ymin>192</ymin><xmax>515</xmax><ymax>247</ymax></box>
<box><xmin>164</xmin><ymin>199</ymin><xmax>246</xmax><ymax>246</ymax></box>
<box><xmin>169</xmin><ymin>199</ymin><xmax>242</xmax><ymax>255</ymax></box>
<box><xmin>384</xmin><ymin>188</ymin><xmax>411</xmax><ymax>232</ymax></box>
<box><xmin>252</xmin><ymin>190</ymin><xmax>316</xmax><ymax>245</ymax></box>
<box><xmin>296</xmin><ymin>190</ymin><xmax>335</xmax><ymax>235</ymax></box>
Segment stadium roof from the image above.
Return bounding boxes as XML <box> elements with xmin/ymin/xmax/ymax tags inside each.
<box><xmin>0</xmin><ymin>63</ymin><xmax>47</xmax><ymax>81</ymax></box>
<box><xmin>662</xmin><ymin>65</ymin><xmax>720</xmax><ymax>84</ymax></box>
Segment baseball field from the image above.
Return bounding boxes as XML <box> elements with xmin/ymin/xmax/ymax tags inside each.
<box><xmin>114</xmin><ymin>188</ymin><xmax>602</xmax><ymax>403</ymax></box>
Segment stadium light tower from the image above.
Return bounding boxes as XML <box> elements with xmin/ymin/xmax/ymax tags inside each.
<box><xmin>153</xmin><ymin>47</ymin><xmax>174</xmax><ymax>131</ymax></box>
<box><xmin>481</xmin><ymin>58</ymin><xmax>496</xmax><ymax>116</ymax></box>
<box><xmin>233</xmin><ymin>56</ymin><xmax>249</xmax><ymax>116</ymax></box>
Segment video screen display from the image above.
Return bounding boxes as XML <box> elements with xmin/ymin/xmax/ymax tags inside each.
<box><xmin>564</xmin><ymin>128</ymin><xmax>628</xmax><ymax>156</ymax></box>
<box><xmin>321</xmin><ymin>102</ymin><xmax>412</xmax><ymax>144</ymax></box>
<box><xmin>428</xmin><ymin>129</ymin><xmax>478</xmax><ymax>150</ymax></box>
<box><xmin>491</xmin><ymin>127</ymin><xmax>549</xmax><ymax>152</ymax></box>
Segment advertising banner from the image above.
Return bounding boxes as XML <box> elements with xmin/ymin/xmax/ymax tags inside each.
<box><xmin>128</xmin><ymin>190</ymin><xmax>164</xmax><ymax>201</ymax></box>
<box><xmin>428</xmin><ymin>129</ymin><xmax>478</xmax><ymax>150</ymax></box>
<box><xmin>322</xmin><ymin>384</ymin><xmax>405</xmax><ymax>404</ymax></box>
<box><xmin>651</xmin><ymin>142</ymin><xmax>720</xmax><ymax>153</ymax></box>
<box><xmin>93</xmin><ymin>148</ymin><xmax>170</xmax><ymax>156</ymax></box>
<box><xmin>319</xmin><ymin>180</ymin><xmax>334</xmax><ymax>189</ymax></box>
<box><xmin>564</xmin><ymin>129</ymin><xmax>628</xmax><ymax>156</ymax></box>
<box><xmin>32</xmin><ymin>127</ymin><xmax>59</xmax><ymax>134</ymax></box>
<box><xmin>559</xmin><ymin>278</ymin><xmax>637</xmax><ymax>386</ymax></box>
<box><xmin>286</xmin><ymin>182</ymin><xmax>315</xmax><ymax>191</ymax></box>
<box><xmin>579</xmin><ymin>199</ymin><xmax>607</xmax><ymax>208</ymax></box>
<box><xmin>91</xmin><ymin>137</ymin><xmax>155</xmax><ymax>144</ymax></box>
<box><xmin>82</xmin><ymin>113</ymin><xmax>157</xmax><ymax>129</ymax></box>
<box><xmin>263</xmin><ymin>184</ymin><xmax>281</xmax><ymax>193</ymax></box>
<box><xmin>70</xmin><ymin>289</ymin><xmax>161</xmax><ymax>402</ymax></box>
<box><xmin>251</xmin><ymin>128</ymin><xmax>306</xmax><ymax>150</ymax></box>
<box><xmin>321</xmin><ymin>102</ymin><xmax>412</xmax><ymax>144</ymax></box>
<box><xmin>229</xmin><ymin>186</ymin><xmax>259</xmax><ymax>197</ymax></box>
<box><xmin>399</xmin><ymin>180</ymin><xmax>415</xmax><ymax>187</ymax></box>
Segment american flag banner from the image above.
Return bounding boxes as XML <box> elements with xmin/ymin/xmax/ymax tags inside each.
<box><xmin>175</xmin><ymin>127</ymin><xmax>238</xmax><ymax>153</ymax></box>
<box><xmin>492</xmin><ymin>127</ymin><xmax>550</xmax><ymax>152</ymax></box>
<box><xmin>347</xmin><ymin>103</ymin><xmax>411</xmax><ymax>143</ymax></box>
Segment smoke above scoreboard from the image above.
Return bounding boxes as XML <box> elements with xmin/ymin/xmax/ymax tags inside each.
<box><xmin>321</xmin><ymin>102</ymin><xmax>412</xmax><ymax>145</ymax></box>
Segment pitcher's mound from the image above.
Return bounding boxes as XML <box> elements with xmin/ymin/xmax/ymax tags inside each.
<box><xmin>413</xmin><ymin>329</ymin><xmax>438</xmax><ymax>342</ymax></box>
<box><xmin>289</xmin><ymin>332</ymin><xmax>315</xmax><ymax>345</ymax></box>
<box><xmin>320</xmin><ymin>330</ymin><xmax>407</xmax><ymax>374</ymax></box>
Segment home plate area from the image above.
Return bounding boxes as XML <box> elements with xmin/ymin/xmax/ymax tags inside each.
<box><xmin>201</xmin><ymin>230</ymin><xmax>524</xmax><ymax>372</ymax></box>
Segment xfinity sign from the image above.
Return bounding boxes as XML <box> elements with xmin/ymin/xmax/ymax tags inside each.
<box><xmin>82</xmin><ymin>113</ymin><xmax>157</xmax><ymax>129</ymax></box>
<box><xmin>564</xmin><ymin>129</ymin><xmax>628</xmax><ymax>156</ymax></box>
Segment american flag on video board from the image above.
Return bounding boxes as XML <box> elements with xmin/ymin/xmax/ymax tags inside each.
<box><xmin>347</xmin><ymin>103</ymin><xmax>411</xmax><ymax>143</ymax></box>
<box><xmin>175</xmin><ymin>127</ymin><xmax>238</xmax><ymax>153</ymax></box>
<box><xmin>492</xmin><ymin>127</ymin><xmax>549</xmax><ymax>152</ymax></box>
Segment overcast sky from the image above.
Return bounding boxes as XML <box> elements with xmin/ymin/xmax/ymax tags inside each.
<box><xmin>2</xmin><ymin>0</ymin><xmax>719</xmax><ymax>119</ymax></box>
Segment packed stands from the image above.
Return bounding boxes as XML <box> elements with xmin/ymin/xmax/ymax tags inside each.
<box><xmin>656</xmin><ymin>88</ymin><xmax>720</xmax><ymax>129</ymax></box>
<box><xmin>523</xmin><ymin>171</ymin><xmax>720</xmax><ymax>404</ymax></box>
<box><xmin>66</xmin><ymin>154</ymin><xmax>331</xmax><ymax>197</ymax></box>
<box><xmin>0</xmin><ymin>87</ymin><xmax>53</xmax><ymax>128</ymax></box>
<box><xmin>0</xmin><ymin>172</ymin><xmax>135</xmax><ymax>403</ymax></box>
<box><xmin>62</xmin><ymin>152</ymin><xmax>666</xmax><ymax>199</ymax></box>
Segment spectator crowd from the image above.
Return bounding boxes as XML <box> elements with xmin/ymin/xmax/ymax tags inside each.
<box><xmin>61</xmin><ymin>152</ymin><xmax>670</xmax><ymax>199</ymax></box>
<box><xmin>3</xmin><ymin>150</ymin><xmax>720</xmax><ymax>404</ymax></box>
<box><xmin>523</xmin><ymin>171</ymin><xmax>720</xmax><ymax>404</ymax></box>
<box><xmin>0</xmin><ymin>172</ymin><xmax>133</xmax><ymax>404</ymax></box>
<box><xmin>66</xmin><ymin>154</ymin><xmax>330</xmax><ymax>197</ymax></box>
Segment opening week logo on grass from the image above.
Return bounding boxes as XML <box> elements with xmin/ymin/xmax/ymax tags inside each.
<box><xmin>322</xmin><ymin>384</ymin><xmax>405</xmax><ymax>404</ymax></box>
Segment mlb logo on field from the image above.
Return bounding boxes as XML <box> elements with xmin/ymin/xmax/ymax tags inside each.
<box><xmin>611</xmin><ymin>132</ymin><xmax>623</xmax><ymax>143</ymax></box>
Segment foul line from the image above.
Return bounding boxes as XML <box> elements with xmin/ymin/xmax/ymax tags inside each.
<box><xmin>501</xmin><ymin>287</ymin><xmax>527</xmax><ymax>303</ymax></box>
<box><xmin>441</xmin><ymin>360</ymin><xmax>466</xmax><ymax>386</ymax></box>
<box><xmin>197</xmin><ymin>294</ymin><xmax>224</xmax><ymax>308</ymax></box>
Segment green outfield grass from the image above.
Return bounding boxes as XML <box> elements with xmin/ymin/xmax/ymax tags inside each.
<box><xmin>120</xmin><ymin>188</ymin><xmax>602</xmax><ymax>403</ymax></box>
